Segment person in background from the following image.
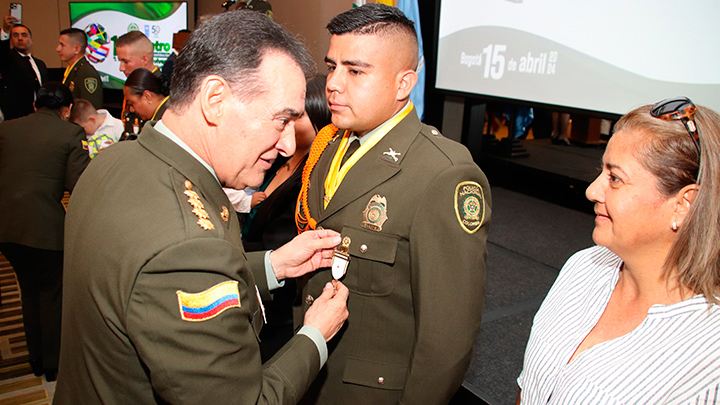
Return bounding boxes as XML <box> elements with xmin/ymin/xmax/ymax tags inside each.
<box><xmin>0</xmin><ymin>82</ymin><xmax>90</xmax><ymax>382</ymax></box>
<box><xmin>115</xmin><ymin>30</ymin><xmax>159</xmax><ymax>78</ymax></box>
<box><xmin>295</xmin><ymin>4</ymin><xmax>491</xmax><ymax>404</ymax></box>
<box><xmin>54</xmin><ymin>11</ymin><xmax>348</xmax><ymax>404</ymax></box>
<box><xmin>0</xmin><ymin>15</ymin><xmax>48</xmax><ymax>120</ymax></box>
<box><xmin>242</xmin><ymin>73</ymin><xmax>331</xmax><ymax>362</ymax></box>
<box><xmin>161</xmin><ymin>29</ymin><xmax>191</xmax><ymax>78</ymax></box>
<box><xmin>69</xmin><ymin>98</ymin><xmax>123</xmax><ymax>158</ymax></box>
<box><xmin>115</xmin><ymin>30</ymin><xmax>163</xmax><ymax>137</ymax></box>
<box><xmin>122</xmin><ymin>67</ymin><xmax>170</xmax><ymax>124</ymax></box>
<box><xmin>551</xmin><ymin>111</ymin><xmax>571</xmax><ymax>145</ymax></box>
<box><xmin>57</xmin><ymin>28</ymin><xmax>103</xmax><ymax>109</ymax></box>
<box><xmin>518</xmin><ymin>97</ymin><xmax>720</xmax><ymax>403</ymax></box>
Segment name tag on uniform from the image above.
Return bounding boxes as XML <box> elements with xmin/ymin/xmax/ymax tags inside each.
<box><xmin>331</xmin><ymin>236</ymin><xmax>351</xmax><ymax>279</ymax></box>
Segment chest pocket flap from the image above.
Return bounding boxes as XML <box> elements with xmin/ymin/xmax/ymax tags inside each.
<box><xmin>341</xmin><ymin>226</ymin><xmax>398</xmax><ymax>296</ymax></box>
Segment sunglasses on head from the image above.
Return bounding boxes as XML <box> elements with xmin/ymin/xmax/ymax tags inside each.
<box><xmin>650</xmin><ymin>96</ymin><xmax>701</xmax><ymax>154</ymax></box>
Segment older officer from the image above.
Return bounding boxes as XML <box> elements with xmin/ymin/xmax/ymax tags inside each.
<box><xmin>55</xmin><ymin>11</ymin><xmax>349</xmax><ymax>404</ymax></box>
<box><xmin>295</xmin><ymin>4</ymin><xmax>491</xmax><ymax>404</ymax></box>
<box><xmin>57</xmin><ymin>28</ymin><xmax>103</xmax><ymax>109</ymax></box>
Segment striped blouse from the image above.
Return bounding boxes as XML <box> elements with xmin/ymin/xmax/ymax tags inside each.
<box><xmin>517</xmin><ymin>246</ymin><xmax>720</xmax><ymax>404</ymax></box>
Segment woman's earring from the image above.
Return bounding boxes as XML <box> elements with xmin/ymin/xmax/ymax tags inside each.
<box><xmin>672</xmin><ymin>221</ymin><xmax>678</xmax><ymax>231</ymax></box>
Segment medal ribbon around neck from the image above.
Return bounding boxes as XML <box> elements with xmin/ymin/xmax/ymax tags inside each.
<box><xmin>62</xmin><ymin>57</ymin><xmax>82</xmax><ymax>83</ymax></box>
<box><xmin>323</xmin><ymin>102</ymin><xmax>412</xmax><ymax>209</ymax></box>
<box><xmin>295</xmin><ymin>102</ymin><xmax>413</xmax><ymax>233</ymax></box>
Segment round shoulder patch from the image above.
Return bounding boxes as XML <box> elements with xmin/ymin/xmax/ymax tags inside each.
<box><xmin>454</xmin><ymin>181</ymin><xmax>485</xmax><ymax>234</ymax></box>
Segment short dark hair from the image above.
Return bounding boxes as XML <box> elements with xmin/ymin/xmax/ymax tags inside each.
<box><xmin>327</xmin><ymin>3</ymin><xmax>416</xmax><ymax>39</ymax></box>
<box><xmin>326</xmin><ymin>4</ymin><xmax>418</xmax><ymax>69</ymax></box>
<box><xmin>304</xmin><ymin>74</ymin><xmax>331</xmax><ymax>132</ymax></box>
<box><xmin>168</xmin><ymin>10</ymin><xmax>315</xmax><ymax>112</ymax></box>
<box><xmin>125</xmin><ymin>68</ymin><xmax>170</xmax><ymax>97</ymax></box>
<box><xmin>10</xmin><ymin>24</ymin><xmax>32</xmax><ymax>38</ymax></box>
<box><xmin>35</xmin><ymin>82</ymin><xmax>73</xmax><ymax>110</ymax></box>
<box><xmin>60</xmin><ymin>28</ymin><xmax>88</xmax><ymax>50</ymax></box>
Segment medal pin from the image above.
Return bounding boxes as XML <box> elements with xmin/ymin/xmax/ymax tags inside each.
<box><xmin>331</xmin><ymin>237</ymin><xmax>351</xmax><ymax>295</ymax></box>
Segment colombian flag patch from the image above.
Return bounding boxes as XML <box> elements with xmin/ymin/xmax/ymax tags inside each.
<box><xmin>176</xmin><ymin>280</ymin><xmax>241</xmax><ymax>322</ymax></box>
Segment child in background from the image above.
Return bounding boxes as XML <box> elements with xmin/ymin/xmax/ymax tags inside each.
<box><xmin>69</xmin><ymin>99</ymin><xmax>124</xmax><ymax>158</ymax></box>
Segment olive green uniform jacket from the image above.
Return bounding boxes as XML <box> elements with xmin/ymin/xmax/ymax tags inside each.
<box><xmin>63</xmin><ymin>56</ymin><xmax>103</xmax><ymax>109</ymax></box>
<box><xmin>55</xmin><ymin>123</ymin><xmax>322</xmax><ymax>404</ymax></box>
<box><xmin>0</xmin><ymin>107</ymin><xmax>89</xmax><ymax>250</ymax></box>
<box><xmin>300</xmin><ymin>109</ymin><xmax>491</xmax><ymax>404</ymax></box>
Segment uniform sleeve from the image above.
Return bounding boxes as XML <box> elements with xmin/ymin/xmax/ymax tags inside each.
<box><xmin>400</xmin><ymin>163</ymin><xmax>491</xmax><ymax>404</ymax></box>
<box><xmin>79</xmin><ymin>68</ymin><xmax>104</xmax><ymax>110</ymax></box>
<box><xmin>126</xmin><ymin>238</ymin><xmax>321</xmax><ymax>404</ymax></box>
<box><xmin>64</xmin><ymin>126</ymin><xmax>91</xmax><ymax>192</ymax></box>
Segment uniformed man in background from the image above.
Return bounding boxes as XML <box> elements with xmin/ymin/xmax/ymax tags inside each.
<box><xmin>295</xmin><ymin>4</ymin><xmax>491</xmax><ymax>404</ymax></box>
<box><xmin>55</xmin><ymin>11</ymin><xmax>349</xmax><ymax>404</ymax></box>
<box><xmin>57</xmin><ymin>28</ymin><xmax>103</xmax><ymax>109</ymax></box>
<box><xmin>115</xmin><ymin>30</ymin><xmax>163</xmax><ymax>137</ymax></box>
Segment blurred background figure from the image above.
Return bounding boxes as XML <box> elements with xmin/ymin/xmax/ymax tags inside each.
<box><xmin>551</xmin><ymin>112</ymin><xmax>571</xmax><ymax>145</ymax></box>
<box><xmin>0</xmin><ymin>82</ymin><xmax>89</xmax><ymax>382</ymax></box>
<box><xmin>57</xmin><ymin>28</ymin><xmax>103</xmax><ymax>110</ymax></box>
<box><xmin>0</xmin><ymin>15</ymin><xmax>47</xmax><ymax>121</ymax></box>
<box><xmin>242</xmin><ymin>73</ymin><xmax>331</xmax><ymax>361</ymax></box>
<box><xmin>69</xmin><ymin>98</ymin><xmax>124</xmax><ymax>158</ymax></box>
<box><xmin>161</xmin><ymin>29</ymin><xmax>191</xmax><ymax>78</ymax></box>
<box><xmin>518</xmin><ymin>98</ymin><xmax>720</xmax><ymax>403</ymax></box>
<box><xmin>121</xmin><ymin>67</ymin><xmax>170</xmax><ymax>139</ymax></box>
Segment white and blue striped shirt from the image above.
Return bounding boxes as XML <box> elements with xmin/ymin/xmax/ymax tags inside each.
<box><xmin>518</xmin><ymin>246</ymin><xmax>720</xmax><ymax>404</ymax></box>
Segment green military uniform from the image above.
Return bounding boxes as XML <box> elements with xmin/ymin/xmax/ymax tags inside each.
<box><xmin>63</xmin><ymin>56</ymin><xmax>103</xmax><ymax>109</ymax></box>
<box><xmin>122</xmin><ymin>67</ymin><xmax>163</xmax><ymax>138</ymax></box>
<box><xmin>152</xmin><ymin>96</ymin><xmax>170</xmax><ymax>121</ymax></box>
<box><xmin>0</xmin><ymin>108</ymin><xmax>90</xmax><ymax>373</ymax></box>
<box><xmin>55</xmin><ymin>123</ymin><xmax>322</xmax><ymax>404</ymax></box>
<box><xmin>300</xmin><ymin>108</ymin><xmax>491</xmax><ymax>404</ymax></box>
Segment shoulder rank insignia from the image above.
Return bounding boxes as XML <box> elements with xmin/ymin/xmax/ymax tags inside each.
<box><xmin>85</xmin><ymin>77</ymin><xmax>98</xmax><ymax>94</ymax></box>
<box><xmin>221</xmin><ymin>206</ymin><xmax>229</xmax><ymax>222</ymax></box>
<box><xmin>454</xmin><ymin>181</ymin><xmax>485</xmax><ymax>234</ymax></box>
<box><xmin>176</xmin><ymin>280</ymin><xmax>241</xmax><ymax>322</ymax></box>
<box><xmin>184</xmin><ymin>180</ymin><xmax>214</xmax><ymax>230</ymax></box>
<box><xmin>362</xmin><ymin>194</ymin><xmax>388</xmax><ymax>232</ymax></box>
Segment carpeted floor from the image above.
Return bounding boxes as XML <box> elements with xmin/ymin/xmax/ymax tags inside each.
<box><xmin>0</xmin><ymin>254</ymin><xmax>55</xmax><ymax>404</ymax></box>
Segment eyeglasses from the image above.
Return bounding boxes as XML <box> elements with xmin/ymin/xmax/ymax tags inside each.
<box><xmin>650</xmin><ymin>96</ymin><xmax>701</xmax><ymax>154</ymax></box>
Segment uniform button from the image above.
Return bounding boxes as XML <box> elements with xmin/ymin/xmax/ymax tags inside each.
<box><xmin>360</xmin><ymin>244</ymin><xmax>368</xmax><ymax>253</ymax></box>
<box><xmin>377</xmin><ymin>376</ymin><xmax>385</xmax><ymax>385</ymax></box>
<box><xmin>305</xmin><ymin>295</ymin><xmax>314</xmax><ymax>306</ymax></box>
<box><xmin>431</xmin><ymin>129</ymin><xmax>439</xmax><ymax>136</ymax></box>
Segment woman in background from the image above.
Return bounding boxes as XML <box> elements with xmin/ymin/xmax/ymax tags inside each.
<box><xmin>243</xmin><ymin>73</ymin><xmax>331</xmax><ymax>361</ymax></box>
<box><xmin>517</xmin><ymin>97</ymin><xmax>720</xmax><ymax>403</ymax></box>
<box><xmin>123</xmin><ymin>68</ymin><xmax>170</xmax><ymax>123</ymax></box>
<box><xmin>0</xmin><ymin>83</ymin><xmax>90</xmax><ymax>381</ymax></box>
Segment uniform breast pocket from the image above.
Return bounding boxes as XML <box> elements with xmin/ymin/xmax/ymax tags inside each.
<box><xmin>341</xmin><ymin>226</ymin><xmax>398</xmax><ymax>297</ymax></box>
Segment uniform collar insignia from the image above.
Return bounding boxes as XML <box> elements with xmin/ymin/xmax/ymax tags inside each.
<box><xmin>383</xmin><ymin>148</ymin><xmax>401</xmax><ymax>162</ymax></box>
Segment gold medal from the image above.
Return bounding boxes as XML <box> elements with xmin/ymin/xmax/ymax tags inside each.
<box><xmin>331</xmin><ymin>236</ymin><xmax>351</xmax><ymax>279</ymax></box>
